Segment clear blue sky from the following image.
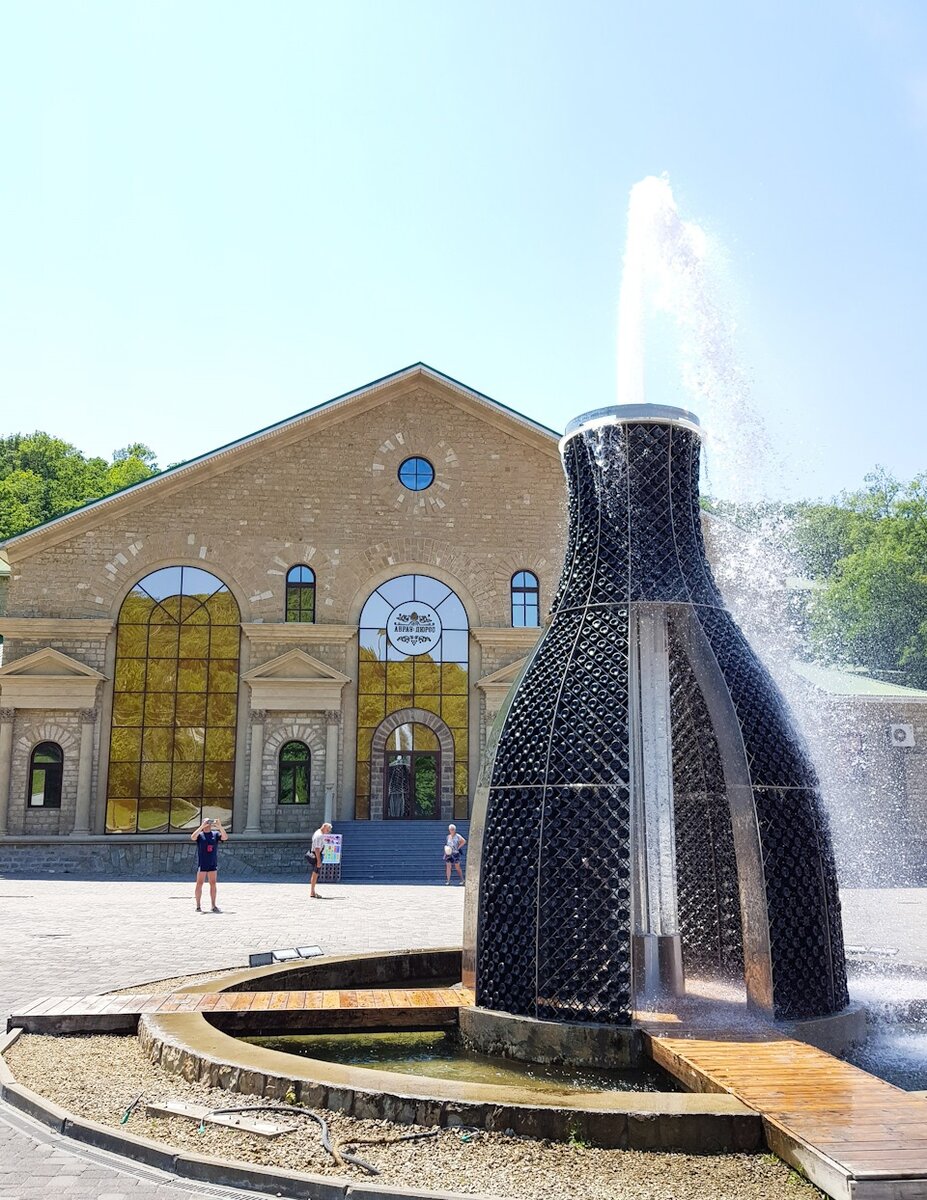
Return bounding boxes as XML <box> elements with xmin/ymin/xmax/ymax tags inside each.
<box><xmin>1</xmin><ymin>1</ymin><xmax>925</xmax><ymax>500</ymax></box>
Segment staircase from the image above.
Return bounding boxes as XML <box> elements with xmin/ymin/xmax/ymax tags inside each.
<box><xmin>336</xmin><ymin>820</ymin><xmax>471</xmax><ymax>884</ymax></box>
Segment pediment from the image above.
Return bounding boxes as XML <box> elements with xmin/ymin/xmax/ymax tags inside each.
<box><xmin>476</xmin><ymin>657</ymin><xmax>528</xmax><ymax>690</ymax></box>
<box><xmin>242</xmin><ymin>649</ymin><xmax>350</xmax><ymax>685</ymax></box>
<box><xmin>0</xmin><ymin>647</ymin><xmax>105</xmax><ymax>680</ymax></box>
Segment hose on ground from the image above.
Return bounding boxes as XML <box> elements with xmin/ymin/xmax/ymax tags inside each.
<box><xmin>205</xmin><ymin>1104</ymin><xmax>438</xmax><ymax>1175</ymax></box>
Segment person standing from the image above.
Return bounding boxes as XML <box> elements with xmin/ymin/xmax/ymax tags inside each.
<box><xmin>192</xmin><ymin>817</ymin><xmax>227</xmax><ymax>912</ymax></box>
<box><xmin>444</xmin><ymin>823</ymin><xmax>466</xmax><ymax>885</ymax></box>
<box><xmin>309</xmin><ymin>821</ymin><xmax>332</xmax><ymax>898</ymax></box>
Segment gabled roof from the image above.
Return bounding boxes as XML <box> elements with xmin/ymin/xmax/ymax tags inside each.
<box><xmin>0</xmin><ymin>646</ymin><xmax>106</xmax><ymax>680</ymax></box>
<box><xmin>0</xmin><ymin>363</ymin><xmax>561</xmax><ymax>554</ymax></box>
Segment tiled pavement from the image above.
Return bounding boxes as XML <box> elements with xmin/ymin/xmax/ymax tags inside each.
<box><xmin>0</xmin><ymin>875</ymin><xmax>465</xmax><ymax>1198</ymax></box>
<box><xmin>0</xmin><ymin>878</ymin><xmax>924</xmax><ymax>1198</ymax></box>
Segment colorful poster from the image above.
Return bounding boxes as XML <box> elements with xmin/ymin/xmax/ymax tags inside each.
<box><xmin>321</xmin><ymin>833</ymin><xmax>342</xmax><ymax>865</ymax></box>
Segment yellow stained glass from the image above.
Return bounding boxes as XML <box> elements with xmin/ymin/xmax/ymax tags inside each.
<box><xmin>144</xmin><ymin>693</ymin><xmax>175</xmax><ymax>726</ymax></box>
<box><xmin>138</xmin><ymin>798</ymin><xmax>169</xmax><ymax>832</ymax></box>
<box><xmin>386</xmin><ymin>661</ymin><xmax>413</xmax><ymax>693</ymax></box>
<box><xmin>148</xmin><ymin>624</ymin><xmax>180</xmax><ymax>657</ymax></box>
<box><xmin>139</xmin><ymin>763</ymin><xmax>170</xmax><ymax>797</ymax></box>
<box><xmin>175</xmin><ymin>693</ymin><xmax>207</xmax><ymax>726</ymax></box>
<box><xmin>107</xmin><ymin>762</ymin><xmax>139</xmax><ymax>796</ymax></box>
<box><xmin>415</xmin><ymin>660</ymin><xmax>440</xmax><ymax>692</ymax></box>
<box><xmin>413</xmin><ymin>725</ymin><xmax>439</xmax><ymax>750</ymax></box>
<box><xmin>120</xmin><ymin>594</ymin><xmax>155</xmax><ymax>623</ymax></box>
<box><xmin>179</xmin><ymin>625</ymin><xmax>210</xmax><ymax>658</ymax></box>
<box><xmin>203</xmin><ymin>761</ymin><xmax>234</xmax><ymax>797</ymax></box>
<box><xmin>206</xmin><ymin>692</ymin><xmax>237</xmax><ymax>726</ymax></box>
<box><xmin>208</xmin><ymin>660</ymin><xmax>238</xmax><ymax>693</ymax></box>
<box><xmin>174</xmin><ymin>727</ymin><xmax>206</xmax><ymax>761</ymax></box>
<box><xmin>355</xmin><ymin>794</ymin><xmax>371</xmax><ymax>820</ymax></box>
<box><xmin>156</xmin><ymin>596</ymin><xmax>183</xmax><ymax>622</ymax></box>
<box><xmin>454</xmin><ymin>794</ymin><xmax>469</xmax><ymax>821</ymax></box>
<box><xmin>206</xmin><ymin>798</ymin><xmax>233</xmax><ymax>823</ymax></box>
<box><xmin>206</xmin><ymin>591</ymin><xmax>239</xmax><ymax>623</ymax></box>
<box><xmin>355</xmin><ymin>761</ymin><xmax>370</xmax><ymax>795</ymax></box>
<box><xmin>356</xmin><ymin>729</ymin><xmax>373</xmax><ymax>764</ymax></box>
<box><xmin>416</xmin><ymin>694</ymin><xmax>441</xmax><ymax>716</ymax></box>
<box><xmin>205</xmin><ymin>727</ymin><xmax>235</xmax><ymax>761</ymax></box>
<box><xmin>114</xmin><ymin>658</ymin><xmax>146</xmax><ymax>692</ymax></box>
<box><xmin>145</xmin><ymin>659</ymin><xmax>177</xmax><ymax>692</ymax></box>
<box><xmin>357</xmin><ymin>695</ymin><xmax>386</xmax><ymax>727</ymax></box>
<box><xmin>177</xmin><ymin>659</ymin><xmax>209</xmax><ymax>692</ymax></box>
<box><xmin>172</xmin><ymin>762</ymin><xmax>203</xmax><ymax>795</ymax></box>
<box><xmin>453</xmin><ymin>728</ymin><xmax>469</xmax><ymax>757</ymax></box>
<box><xmin>442</xmin><ymin>695</ymin><xmax>467</xmax><ymax>727</ymax></box>
<box><xmin>109</xmin><ymin>727</ymin><xmax>142</xmax><ymax>761</ymax></box>
<box><xmin>180</xmin><ymin>601</ymin><xmax>210</xmax><ymax>625</ymax></box>
<box><xmin>170</xmin><ymin>797</ymin><xmax>200</xmax><ymax>831</ymax></box>
<box><xmin>116</xmin><ymin>624</ymin><xmax>148</xmax><ymax>658</ymax></box>
<box><xmin>441</xmin><ymin>664</ymin><xmax>468</xmax><ymax>694</ymax></box>
<box><xmin>389</xmin><ymin>691</ymin><xmax>413</xmax><ymax>712</ymax></box>
<box><xmin>455</xmin><ymin>763</ymin><xmax>469</xmax><ymax>793</ymax></box>
<box><xmin>111</xmin><ymin>693</ymin><xmax>143</xmax><ymax>727</ymax></box>
<box><xmin>142</xmin><ymin>727</ymin><xmax>173</xmax><ymax>761</ymax></box>
<box><xmin>358</xmin><ymin>661</ymin><xmax>386</xmax><ymax>693</ymax></box>
<box><xmin>210</xmin><ymin>625</ymin><xmax>240</xmax><ymax>657</ymax></box>
<box><xmin>106</xmin><ymin>797</ymin><xmax>138</xmax><ymax>833</ymax></box>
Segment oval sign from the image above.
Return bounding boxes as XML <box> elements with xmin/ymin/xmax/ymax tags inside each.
<box><xmin>386</xmin><ymin>601</ymin><xmax>442</xmax><ymax>656</ymax></box>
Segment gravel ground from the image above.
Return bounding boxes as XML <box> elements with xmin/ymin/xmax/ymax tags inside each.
<box><xmin>4</xmin><ymin>1034</ymin><xmax>820</xmax><ymax>1200</ymax></box>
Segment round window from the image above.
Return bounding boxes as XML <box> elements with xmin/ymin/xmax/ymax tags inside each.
<box><xmin>398</xmin><ymin>456</ymin><xmax>435</xmax><ymax>491</ymax></box>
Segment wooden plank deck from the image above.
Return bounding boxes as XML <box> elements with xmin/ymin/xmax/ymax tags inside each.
<box><xmin>7</xmin><ymin>986</ymin><xmax>475</xmax><ymax>1035</ymax></box>
<box><xmin>642</xmin><ymin>1013</ymin><xmax>927</xmax><ymax>1199</ymax></box>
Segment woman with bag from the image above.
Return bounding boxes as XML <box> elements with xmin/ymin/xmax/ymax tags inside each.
<box><xmin>443</xmin><ymin>824</ymin><xmax>466</xmax><ymax>886</ymax></box>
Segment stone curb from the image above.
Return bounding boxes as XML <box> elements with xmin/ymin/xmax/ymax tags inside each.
<box><xmin>0</xmin><ymin>1029</ymin><xmax>508</xmax><ymax>1200</ymax></box>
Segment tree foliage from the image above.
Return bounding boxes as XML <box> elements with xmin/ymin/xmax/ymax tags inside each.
<box><xmin>0</xmin><ymin>433</ymin><xmax>159</xmax><ymax>540</ymax></box>
<box><xmin>795</xmin><ymin>470</ymin><xmax>927</xmax><ymax>689</ymax></box>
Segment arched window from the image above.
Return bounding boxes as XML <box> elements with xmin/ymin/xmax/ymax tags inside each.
<box><xmin>285</xmin><ymin>566</ymin><xmax>315</xmax><ymax>623</ymax></box>
<box><xmin>28</xmin><ymin>742</ymin><xmax>63</xmax><ymax>807</ymax></box>
<box><xmin>511</xmin><ymin>571</ymin><xmax>540</xmax><ymax>628</ymax></box>
<box><xmin>278</xmin><ymin>741</ymin><xmax>311</xmax><ymax>805</ymax></box>
<box><xmin>106</xmin><ymin>565</ymin><xmax>241</xmax><ymax>834</ymax></box>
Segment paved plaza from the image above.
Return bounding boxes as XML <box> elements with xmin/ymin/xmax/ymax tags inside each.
<box><xmin>0</xmin><ymin>877</ymin><xmax>925</xmax><ymax>1198</ymax></box>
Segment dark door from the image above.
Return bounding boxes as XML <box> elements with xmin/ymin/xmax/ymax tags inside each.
<box><xmin>384</xmin><ymin>749</ymin><xmax>439</xmax><ymax>819</ymax></box>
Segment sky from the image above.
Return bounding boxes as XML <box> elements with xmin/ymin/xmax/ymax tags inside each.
<box><xmin>1</xmin><ymin>0</ymin><xmax>925</xmax><ymax>501</ymax></box>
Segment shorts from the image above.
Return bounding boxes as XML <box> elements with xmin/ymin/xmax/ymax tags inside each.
<box><xmin>445</xmin><ymin>852</ymin><xmax>461</xmax><ymax>864</ymax></box>
<box><xmin>196</xmin><ymin>860</ymin><xmax>218</xmax><ymax>874</ymax></box>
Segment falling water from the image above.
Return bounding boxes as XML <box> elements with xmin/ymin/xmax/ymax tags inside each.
<box><xmin>614</xmin><ymin>174</ymin><xmax>927</xmax><ymax>1082</ymax></box>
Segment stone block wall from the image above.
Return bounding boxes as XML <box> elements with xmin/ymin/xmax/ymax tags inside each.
<box><xmin>8</xmin><ymin>711</ymin><xmax>82</xmax><ymax>836</ymax></box>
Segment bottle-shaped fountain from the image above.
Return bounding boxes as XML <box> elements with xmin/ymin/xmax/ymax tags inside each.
<box><xmin>463</xmin><ymin>404</ymin><xmax>848</xmax><ymax>1031</ymax></box>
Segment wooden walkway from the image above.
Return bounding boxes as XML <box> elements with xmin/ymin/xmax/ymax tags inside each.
<box><xmin>9</xmin><ymin>986</ymin><xmax>927</xmax><ymax>1196</ymax></box>
<box><xmin>7</xmin><ymin>986</ymin><xmax>474</xmax><ymax>1035</ymax></box>
<box><xmin>644</xmin><ymin>1016</ymin><xmax>927</xmax><ymax>1200</ymax></box>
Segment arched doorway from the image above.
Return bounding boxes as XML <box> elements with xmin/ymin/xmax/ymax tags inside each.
<box><xmin>355</xmin><ymin>574</ymin><xmax>469</xmax><ymax>820</ymax></box>
<box><xmin>383</xmin><ymin>722</ymin><xmax>440</xmax><ymax>820</ymax></box>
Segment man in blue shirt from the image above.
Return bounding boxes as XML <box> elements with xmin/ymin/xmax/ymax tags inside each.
<box><xmin>192</xmin><ymin>817</ymin><xmax>228</xmax><ymax>912</ymax></box>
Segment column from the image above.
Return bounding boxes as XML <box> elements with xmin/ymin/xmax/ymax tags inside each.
<box><xmin>0</xmin><ymin>709</ymin><xmax>14</xmax><ymax>838</ymax></box>
<box><xmin>71</xmin><ymin>708</ymin><xmax>98</xmax><ymax>836</ymax></box>
<box><xmin>244</xmin><ymin>711</ymin><xmax>267</xmax><ymax>834</ymax></box>
<box><xmin>324</xmin><ymin>711</ymin><xmax>339</xmax><ymax>823</ymax></box>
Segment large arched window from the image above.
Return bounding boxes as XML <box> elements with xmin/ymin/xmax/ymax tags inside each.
<box><xmin>511</xmin><ymin>571</ymin><xmax>540</xmax><ymax>628</ymax></box>
<box><xmin>285</xmin><ymin>566</ymin><xmax>315</xmax><ymax>623</ymax></box>
<box><xmin>278</xmin><ymin>741</ymin><xmax>310</xmax><ymax>805</ymax></box>
<box><xmin>106</xmin><ymin>566</ymin><xmax>240</xmax><ymax>834</ymax></box>
<box><xmin>356</xmin><ymin>574</ymin><xmax>469</xmax><ymax>820</ymax></box>
<box><xmin>28</xmin><ymin>742</ymin><xmax>63</xmax><ymax>807</ymax></box>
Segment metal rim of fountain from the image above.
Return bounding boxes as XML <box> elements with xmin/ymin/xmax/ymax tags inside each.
<box><xmin>560</xmin><ymin>403</ymin><xmax>702</xmax><ymax>449</ymax></box>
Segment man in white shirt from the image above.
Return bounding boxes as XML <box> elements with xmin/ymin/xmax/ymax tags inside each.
<box><xmin>309</xmin><ymin>822</ymin><xmax>332</xmax><ymax>899</ymax></box>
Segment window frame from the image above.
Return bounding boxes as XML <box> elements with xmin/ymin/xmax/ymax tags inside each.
<box><xmin>277</xmin><ymin>740</ymin><xmax>311</xmax><ymax>805</ymax></box>
<box><xmin>27</xmin><ymin>741</ymin><xmax>63</xmax><ymax>808</ymax></box>
<box><xmin>285</xmin><ymin>565</ymin><xmax>316</xmax><ymax>623</ymax></box>
<box><xmin>511</xmin><ymin>570</ymin><xmax>540</xmax><ymax>628</ymax></box>
<box><xmin>397</xmin><ymin>456</ymin><xmax>435</xmax><ymax>492</ymax></box>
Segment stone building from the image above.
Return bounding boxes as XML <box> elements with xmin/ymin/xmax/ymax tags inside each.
<box><xmin>0</xmin><ymin>361</ymin><xmax>924</xmax><ymax>881</ymax></box>
<box><xmin>0</xmin><ymin>365</ymin><xmax>564</xmax><ymax>872</ymax></box>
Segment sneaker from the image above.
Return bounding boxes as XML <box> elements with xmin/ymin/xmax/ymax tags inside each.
<box><xmin>195</xmin><ymin>906</ymin><xmax>202</xmax><ymax>913</ymax></box>
<box><xmin>211</xmin><ymin>906</ymin><xmax>222</xmax><ymax>913</ymax></box>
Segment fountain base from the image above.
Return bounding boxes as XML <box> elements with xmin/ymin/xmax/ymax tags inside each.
<box><xmin>458</xmin><ymin>1005</ymin><xmax>643</xmax><ymax>1069</ymax></box>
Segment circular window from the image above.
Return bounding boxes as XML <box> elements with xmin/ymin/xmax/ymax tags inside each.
<box><xmin>398</xmin><ymin>456</ymin><xmax>435</xmax><ymax>491</ymax></box>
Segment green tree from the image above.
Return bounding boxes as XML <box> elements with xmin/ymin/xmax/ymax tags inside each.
<box><xmin>799</xmin><ymin>471</ymin><xmax>927</xmax><ymax>688</ymax></box>
<box><xmin>0</xmin><ymin>433</ymin><xmax>159</xmax><ymax>540</ymax></box>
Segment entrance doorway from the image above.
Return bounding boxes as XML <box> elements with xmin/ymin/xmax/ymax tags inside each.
<box><xmin>383</xmin><ymin>723</ymin><xmax>440</xmax><ymax>819</ymax></box>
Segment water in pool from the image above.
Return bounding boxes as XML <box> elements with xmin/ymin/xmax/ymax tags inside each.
<box><xmin>244</xmin><ymin>1031</ymin><xmax>674</xmax><ymax>1095</ymax></box>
